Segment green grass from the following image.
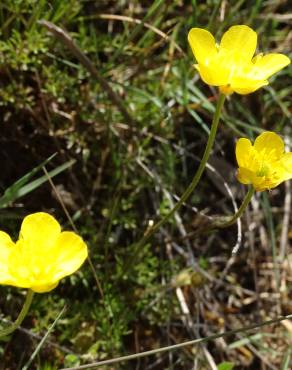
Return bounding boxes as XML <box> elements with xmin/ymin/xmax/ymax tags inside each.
<box><xmin>0</xmin><ymin>0</ymin><xmax>291</xmax><ymax>369</ymax></box>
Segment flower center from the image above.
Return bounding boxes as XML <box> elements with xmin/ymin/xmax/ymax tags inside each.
<box><xmin>256</xmin><ymin>164</ymin><xmax>269</xmax><ymax>177</ymax></box>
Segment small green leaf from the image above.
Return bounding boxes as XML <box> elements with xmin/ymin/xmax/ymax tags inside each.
<box><xmin>0</xmin><ymin>155</ymin><xmax>75</xmax><ymax>208</ymax></box>
<box><xmin>217</xmin><ymin>362</ymin><xmax>235</xmax><ymax>370</ymax></box>
<box><xmin>0</xmin><ymin>154</ymin><xmax>56</xmax><ymax>207</ymax></box>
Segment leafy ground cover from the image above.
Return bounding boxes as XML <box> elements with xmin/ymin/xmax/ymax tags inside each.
<box><xmin>0</xmin><ymin>0</ymin><xmax>291</xmax><ymax>369</ymax></box>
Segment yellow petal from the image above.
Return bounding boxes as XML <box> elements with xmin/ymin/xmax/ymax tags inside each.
<box><xmin>196</xmin><ymin>61</ymin><xmax>230</xmax><ymax>86</ymax></box>
<box><xmin>254</xmin><ymin>131</ymin><xmax>284</xmax><ymax>156</ymax></box>
<box><xmin>252</xmin><ymin>177</ymin><xmax>269</xmax><ymax>191</ymax></box>
<box><xmin>237</xmin><ymin>167</ymin><xmax>253</xmax><ymax>185</ymax></box>
<box><xmin>0</xmin><ymin>230</ymin><xmax>14</xmax><ymax>247</ymax></box>
<box><xmin>282</xmin><ymin>152</ymin><xmax>292</xmax><ymax>180</ymax></box>
<box><xmin>188</xmin><ymin>28</ymin><xmax>217</xmax><ymax>64</ymax></box>
<box><xmin>8</xmin><ymin>238</ymin><xmax>59</xmax><ymax>292</ymax></box>
<box><xmin>20</xmin><ymin>212</ymin><xmax>61</xmax><ymax>248</ymax></box>
<box><xmin>30</xmin><ymin>281</ymin><xmax>59</xmax><ymax>293</ymax></box>
<box><xmin>251</xmin><ymin>53</ymin><xmax>290</xmax><ymax>80</ymax></box>
<box><xmin>0</xmin><ymin>231</ymin><xmax>15</xmax><ymax>283</ymax></box>
<box><xmin>231</xmin><ymin>77</ymin><xmax>268</xmax><ymax>95</ymax></box>
<box><xmin>282</xmin><ymin>152</ymin><xmax>292</xmax><ymax>170</ymax></box>
<box><xmin>236</xmin><ymin>138</ymin><xmax>252</xmax><ymax>167</ymax></box>
<box><xmin>7</xmin><ymin>239</ymin><xmax>33</xmax><ymax>289</ymax></box>
<box><xmin>52</xmin><ymin>231</ymin><xmax>88</xmax><ymax>281</ymax></box>
<box><xmin>220</xmin><ymin>25</ymin><xmax>257</xmax><ymax>62</ymax></box>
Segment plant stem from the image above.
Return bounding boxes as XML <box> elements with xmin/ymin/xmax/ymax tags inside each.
<box><xmin>22</xmin><ymin>305</ymin><xmax>66</xmax><ymax>370</ymax></box>
<box><xmin>218</xmin><ymin>186</ymin><xmax>255</xmax><ymax>228</ymax></box>
<box><xmin>60</xmin><ymin>313</ymin><xmax>292</xmax><ymax>370</ymax></box>
<box><xmin>123</xmin><ymin>93</ymin><xmax>225</xmax><ymax>272</ymax></box>
<box><xmin>0</xmin><ymin>289</ymin><xmax>34</xmax><ymax>337</ymax></box>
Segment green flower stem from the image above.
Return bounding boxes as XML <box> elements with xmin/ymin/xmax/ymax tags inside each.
<box><xmin>123</xmin><ymin>93</ymin><xmax>225</xmax><ymax>273</ymax></box>
<box><xmin>0</xmin><ymin>289</ymin><xmax>34</xmax><ymax>337</ymax></box>
<box><xmin>217</xmin><ymin>186</ymin><xmax>255</xmax><ymax>228</ymax></box>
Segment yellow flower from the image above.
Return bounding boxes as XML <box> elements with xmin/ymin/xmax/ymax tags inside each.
<box><xmin>0</xmin><ymin>212</ymin><xmax>88</xmax><ymax>293</ymax></box>
<box><xmin>236</xmin><ymin>132</ymin><xmax>292</xmax><ymax>191</ymax></box>
<box><xmin>188</xmin><ymin>25</ymin><xmax>290</xmax><ymax>95</ymax></box>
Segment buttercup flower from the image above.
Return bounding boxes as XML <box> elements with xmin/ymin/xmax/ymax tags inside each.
<box><xmin>236</xmin><ymin>131</ymin><xmax>292</xmax><ymax>191</ymax></box>
<box><xmin>0</xmin><ymin>212</ymin><xmax>88</xmax><ymax>293</ymax></box>
<box><xmin>188</xmin><ymin>25</ymin><xmax>290</xmax><ymax>95</ymax></box>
